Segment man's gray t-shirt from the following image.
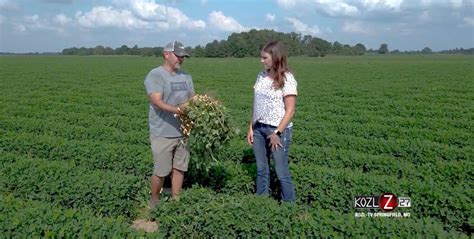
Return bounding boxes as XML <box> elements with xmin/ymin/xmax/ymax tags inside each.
<box><xmin>144</xmin><ymin>66</ymin><xmax>194</xmax><ymax>138</ymax></box>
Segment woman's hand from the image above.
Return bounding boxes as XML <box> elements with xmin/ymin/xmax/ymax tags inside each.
<box><xmin>247</xmin><ymin>128</ymin><xmax>254</xmax><ymax>145</ymax></box>
<box><xmin>267</xmin><ymin>133</ymin><xmax>282</xmax><ymax>150</ymax></box>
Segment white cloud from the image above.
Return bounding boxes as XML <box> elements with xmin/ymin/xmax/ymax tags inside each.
<box><xmin>24</xmin><ymin>15</ymin><xmax>48</xmax><ymax>30</ymax></box>
<box><xmin>10</xmin><ymin>14</ymin><xmax>68</xmax><ymax>35</ymax></box>
<box><xmin>418</xmin><ymin>11</ymin><xmax>430</xmax><ymax>22</ymax></box>
<box><xmin>419</xmin><ymin>0</ymin><xmax>431</xmax><ymax>5</ymax></box>
<box><xmin>0</xmin><ymin>0</ymin><xmax>18</xmax><ymax>11</ymax></box>
<box><xmin>318</xmin><ymin>0</ymin><xmax>359</xmax><ymax>16</ymax></box>
<box><xmin>13</xmin><ymin>23</ymin><xmax>27</xmax><ymax>32</ymax></box>
<box><xmin>463</xmin><ymin>17</ymin><xmax>474</xmax><ymax>27</ymax></box>
<box><xmin>40</xmin><ymin>0</ymin><xmax>74</xmax><ymax>3</ymax></box>
<box><xmin>449</xmin><ymin>0</ymin><xmax>463</xmax><ymax>9</ymax></box>
<box><xmin>75</xmin><ymin>6</ymin><xmax>149</xmax><ymax>30</ymax></box>
<box><xmin>342</xmin><ymin>21</ymin><xmax>371</xmax><ymax>35</ymax></box>
<box><xmin>361</xmin><ymin>0</ymin><xmax>403</xmax><ymax>12</ymax></box>
<box><xmin>208</xmin><ymin>11</ymin><xmax>247</xmax><ymax>32</ymax></box>
<box><xmin>112</xmin><ymin>0</ymin><xmax>205</xmax><ymax>30</ymax></box>
<box><xmin>55</xmin><ymin>14</ymin><xmax>71</xmax><ymax>25</ymax></box>
<box><xmin>276</xmin><ymin>0</ymin><xmax>359</xmax><ymax>17</ymax></box>
<box><xmin>7</xmin><ymin>1</ymin><xmax>206</xmax><ymax>40</ymax></box>
<box><xmin>276</xmin><ymin>0</ymin><xmax>297</xmax><ymax>9</ymax></box>
<box><xmin>266</xmin><ymin>13</ymin><xmax>275</xmax><ymax>23</ymax></box>
<box><xmin>286</xmin><ymin>17</ymin><xmax>321</xmax><ymax>36</ymax></box>
<box><xmin>164</xmin><ymin>6</ymin><xmax>206</xmax><ymax>30</ymax></box>
<box><xmin>420</xmin><ymin>0</ymin><xmax>474</xmax><ymax>10</ymax></box>
<box><xmin>125</xmin><ymin>0</ymin><xmax>168</xmax><ymax>21</ymax></box>
<box><xmin>275</xmin><ymin>0</ymin><xmax>417</xmax><ymax>16</ymax></box>
<box><xmin>200</xmin><ymin>0</ymin><xmax>208</xmax><ymax>5</ymax></box>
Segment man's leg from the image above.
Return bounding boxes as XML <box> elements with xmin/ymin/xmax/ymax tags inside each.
<box><xmin>150</xmin><ymin>175</ymin><xmax>164</xmax><ymax>205</ymax></box>
<box><xmin>171</xmin><ymin>169</ymin><xmax>184</xmax><ymax>199</ymax></box>
<box><xmin>171</xmin><ymin>138</ymin><xmax>190</xmax><ymax>200</ymax></box>
<box><xmin>150</xmin><ymin>137</ymin><xmax>173</xmax><ymax>207</ymax></box>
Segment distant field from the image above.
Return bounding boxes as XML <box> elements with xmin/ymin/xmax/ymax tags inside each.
<box><xmin>1</xmin><ymin>55</ymin><xmax>472</xmax><ymax>237</ymax></box>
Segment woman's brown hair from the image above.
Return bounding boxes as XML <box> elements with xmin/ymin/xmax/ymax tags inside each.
<box><xmin>262</xmin><ymin>41</ymin><xmax>290</xmax><ymax>89</ymax></box>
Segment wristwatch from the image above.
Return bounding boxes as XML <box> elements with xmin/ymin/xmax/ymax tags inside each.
<box><xmin>274</xmin><ymin>129</ymin><xmax>282</xmax><ymax>136</ymax></box>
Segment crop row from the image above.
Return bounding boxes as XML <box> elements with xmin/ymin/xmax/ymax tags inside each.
<box><xmin>3</xmin><ymin>106</ymin><xmax>470</xmax><ymax>151</ymax></box>
<box><xmin>295</xmin><ymin>129</ymin><xmax>471</xmax><ymax>163</ymax></box>
<box><xmin>313</xmin><ymin>91</ymin><xmax>473</xmax><ymax>107</ymax></box>
<box><xmin>151</xmin><ymin>187</ymin><xmax>465</xmax><ymax>237</ymax></box>
<box><xmin>304</xmin><ymin>119</ymin><xmax>472</xmax><ymax>147</ymax></box>
<box><xmin>290</xmin><ymin>163</ymin><xmax>472</xmax><ymax>232</ymax></box>
<box><xmin>170</xmin><ymin>157</ymin><xmax>472</xmax><ymax>233</ymax></box>
<box><xmin>0</xmin><ymin>194</ymin><xmax>156</xmax><ymax>238</ymax></box>
<box><xmin>1</xmin><ymin>156</ymin><xmax>145</xmax><ymax>218</ymax></box>
<box><xmin>1</xmin><ymin>130</ymin><xmax>150</xmax><ymax>176</ymax></box>
<box><xmin>303</xmin><ymin>94</ymin><xmax>473</xmax><ymax>119</ymax></box>
<box><xmin>2</xmin><ymin>102</ymin><xmax>144</xmax><ymax>125</ymax></box>
<box><xmin>5</xmin><ymin>91</ymin><xmax>471</xmax><ymax>139</ymax></box>
<box><xmin>311</xmin><ymin>105</ymin><xmax>472</xmax><ymax>125</ymax></box>
<box><xmin>289</xmin><ymin>145</ymin><xmax>472</xmax><ymax>185</ymax></box>
<box><xmin>296</xmin><ymin>108</ymin><xmax>472</xmax><ymax>133</ymax></box>
<box><xmin>2</xmin><ymin>115</ymin><xmax>470</xmax><ymax>167</ymax></box>
<box><xmin>1</xmin><ymin>115</ymin><xmax>149</xmax><ymax>145</ymax></box>
<box><xmin>3</xmin><ymin>123</ymin><xmax>470</xmax><ymax>188</ymax></box>
<box><xmin>209</xmin><ymin>138</ymin><xmax>471</xmax><ymax>189</ymax></box>
<box><xmin>3</xmin><ymin>126</ymin><xmax>470</xmax><ymax>185</ymax></box>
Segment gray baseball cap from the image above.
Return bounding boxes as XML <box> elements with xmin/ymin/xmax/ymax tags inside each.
<box><xmin>163</xmin><ymin>41</ymin><xmax>190</xmax><ymax>57</ymax></box>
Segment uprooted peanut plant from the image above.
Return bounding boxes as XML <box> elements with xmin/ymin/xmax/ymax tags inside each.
<box><xmin>177</xmin><ymin>94</ymin><xmax>239</xmax><ymax>171</ymax></box>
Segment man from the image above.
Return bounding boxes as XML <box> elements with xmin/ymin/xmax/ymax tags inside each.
<box><xmin>144</xmin><ymin>41</ymin><xmax>194</xmax><ymax>208</ymax></box>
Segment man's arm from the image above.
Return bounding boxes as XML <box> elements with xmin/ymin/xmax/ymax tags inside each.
<box><xmin>148</xmin><ymin>92</ymin><xmax>181</xmax><ymax>114</ymax></box>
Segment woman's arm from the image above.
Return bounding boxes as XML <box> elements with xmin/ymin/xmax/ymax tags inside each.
<box><xmin>276</xmin><ymin>95</ymin><xmax>296</xmax><ymax>133</ymax></box>
<box><xmin>247</xmin><ymin>108</ymin><xmax>254</xmax><ymax>145</ymax></box>
<box><xmin>268</xmin><ymin>95</ymin><xmax>296</xmax><ymax>150</ymax></box>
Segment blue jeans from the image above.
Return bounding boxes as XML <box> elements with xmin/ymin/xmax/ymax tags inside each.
<box><xmin>253</xmin><ymin>122</ymin><xmax>296</xmax><ymax>202</ymax></box>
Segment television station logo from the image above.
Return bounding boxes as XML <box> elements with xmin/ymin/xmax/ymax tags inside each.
<box><xmin>354</xmin><ymin>192</ymin><xmax>411</xmax><ymax>218</ymax></box>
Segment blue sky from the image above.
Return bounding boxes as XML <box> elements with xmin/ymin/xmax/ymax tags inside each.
<box><xmin>0</xmin><ymin>0</ymin><xmax>473</xmax><ymax>53</ymax></box>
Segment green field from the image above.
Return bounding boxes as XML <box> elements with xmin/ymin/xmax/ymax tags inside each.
<box><xmin>1</xmin><ymin>55</ymin><xmax>473</xmax><ymax>237</ymax></box>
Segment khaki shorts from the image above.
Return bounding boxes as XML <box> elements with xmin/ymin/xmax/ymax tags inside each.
<box><xmin>151</xmin><ymin>137</ymin><xmax>190</xmax><ymax>177</ymax></box>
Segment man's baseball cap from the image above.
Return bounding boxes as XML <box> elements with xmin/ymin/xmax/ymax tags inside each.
<box><xmin>163</xmin><ymin>41</ymin><xmax>190</xmax><ymax>57</ymax></box>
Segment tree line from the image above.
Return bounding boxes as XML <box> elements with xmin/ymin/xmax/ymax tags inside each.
<box><xmin>62</xmin><ymin>29</ymin><xmax>363</xmax><ymax>57</ymax></box>
<box><xmin>61</xmin><ymin>29</ymin><xmax>473</xmax><ymax>57</ymax></box>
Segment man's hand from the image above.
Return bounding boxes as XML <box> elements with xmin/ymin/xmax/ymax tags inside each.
<box><xmin>179</xmin><ymin>101</ymin><xmax>189</xmax><ymax>112</ymax></box>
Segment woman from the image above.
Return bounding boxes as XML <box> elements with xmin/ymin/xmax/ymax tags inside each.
<box><xmin>247</xmin><ymin>41</ymin><xmax>297</xmax><ymax>202</ymax></box>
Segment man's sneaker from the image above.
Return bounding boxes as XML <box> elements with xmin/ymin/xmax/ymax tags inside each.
<box><xmin>147</xmin><ymin>200</ymin><xmax>158</xmax><ymax>210</ymax></box>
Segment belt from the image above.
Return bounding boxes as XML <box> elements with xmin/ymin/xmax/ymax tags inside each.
<box><xmin>255</xmin><ymin>122</ymin><xmax>274</xmax><ymax>127</ymax></box>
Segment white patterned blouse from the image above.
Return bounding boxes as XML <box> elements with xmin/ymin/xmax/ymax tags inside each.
<box><xmin>252</xmin><ymin>71</ymin><xmax>298</xmax><ymax>128</ymax></box>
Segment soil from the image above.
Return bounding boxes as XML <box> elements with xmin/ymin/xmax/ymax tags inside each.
<box><xmin>131</xmin><ymin>187</ymin><xmax>173</xmax><ymax>233</ymax></box>
<box><xmin>131</xmin><ymin>219</ymin><xmax>158</xmax><ymax>233</ymax></box>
